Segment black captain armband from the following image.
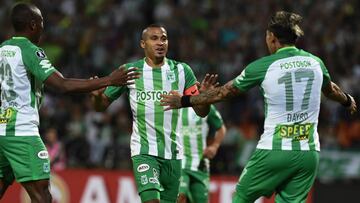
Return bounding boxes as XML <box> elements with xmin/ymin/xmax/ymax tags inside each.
<box><xmin>342</xmin><ymin>93</ymin><xmax>352</xmax><ymax>107</ymax></box>
<box><xmin>181</xmin><ymin>95</ymin><xmax>193</xmax><ymax>107</ymax></box>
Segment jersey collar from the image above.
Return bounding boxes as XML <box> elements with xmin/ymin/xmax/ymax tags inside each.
<box><xmin>12</xmin><ymin>36</ymin><xmax>29</xmax><ymax>40</ymax></box>
<box><xmin>276</xmin><ymin>46</ymin><xmax>297</xmax><ymax>53</ymax></box>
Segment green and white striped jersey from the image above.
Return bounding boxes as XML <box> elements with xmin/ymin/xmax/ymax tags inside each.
<box><xmin>0</xmin><ymin>37</ymin><xmax>56</xmax><ymax>136</ymax></box>
<box><xmin>234</xmin><ymin>47</ymin><xmax>331</xmax><ymax>151</ymax></box>
<box><xmin>181</xmin><ymin>105</ymin><xmax>223</xmax><ymax>172</ymax></box>
<box><xmin>104</xmin><ymin>58</ymin><xmax>197</xmax><ymax>159</ymax></box>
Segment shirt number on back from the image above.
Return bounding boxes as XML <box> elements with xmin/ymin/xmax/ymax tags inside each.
<box><xmin>278</xmin><ymin>70</ymin><xmax>314</xmax><ymax>111</ymax></box>
<box><xmin>0</xmin><ymin>61</ymin><xmax>17</xmax><ymax>102</ymax></box>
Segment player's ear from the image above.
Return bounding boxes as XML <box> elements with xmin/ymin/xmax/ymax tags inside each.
<box><xmin>140</xmin><ymin>40</ymin><xmax>145</xmax><ymax>49</ymax></box>
<box><xmin>30</xmin><ymin>19</ymin><xmax>36</xmax><ymax>31</ymax></box>
<box><xmin>270</xmin><ymin>32</ymin><xmax>278</xmax><ymax>44</ymax></box>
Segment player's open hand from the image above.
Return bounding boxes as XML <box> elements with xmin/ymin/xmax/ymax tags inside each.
<box><xmin>198</xmin><ymin>73</ymin><xmax>219</xmax><ymax>93</ymax></box>
<box><xmin>348</xmin><ymin>94</ymin><xmax>357</xmax><ymax>115</ymax></box>
<box><xmin>109</xmin><ymin>66</ymin><xmax>140</xmax><ymax>86</ymax></box>
<box><xmin>203</xmin><ymin>145</ymin><xmax>219</xmax><ymax>159</ymax></box>
<box><xmin>160</xmin><ymin>90</ymin><xmax>182</xmax><ymax>111</ymax></box>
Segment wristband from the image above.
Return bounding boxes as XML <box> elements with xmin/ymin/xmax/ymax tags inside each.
<box><xmin>181</xmin><ymin>95</ymin><xmax>193</xmax><ymax>107</ymax></box>
<box><xmin>342</xmin><ymin>93</ymin><xmax>352</xmax><ymax>107</ymax></box>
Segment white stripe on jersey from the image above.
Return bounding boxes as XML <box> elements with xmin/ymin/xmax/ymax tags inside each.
<box><xmin>176</xmin><ymin>63</ymin><xmax>186</xmax><ymax>159</ymax></box>
<box><xmin>162</xmin><ymin>63</ymin><xmax>174</xmax><ymax>159</ymax></box>
<box><xmin>143</xmin><ymin>63</ymin><xmax>158</xmax><ymax>157</ymax></box>
<box><xmin>129</xmin><ymin>81</ymin><xmax>141</xmax><ymax>156</ymax></box>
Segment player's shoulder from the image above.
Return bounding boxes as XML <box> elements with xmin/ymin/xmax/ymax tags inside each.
<box><xmin>166</xmin><ymin>58</ymin><xmax>189</xmax><ymax>68</ymax></box>
<box><xmin>124</xmin><ymin>58</ymin><xmax>145</xmax><ymax>69</ymax></box>
<box><xmin>1</xmin><ymin>37</ymin><xmax>35</xmax><ymax>49</ymax></box>
<box><xmin>298</xmin><ymin>49</ymin><xmax>324</xmax><ymax>64</ymax></box>
<box><xmin>1</xmin><ymin>37</ymin><xmax>46</xmax><ymax>59</ymax></box>
<box><xmin>245</xmin><ymin>54</ymin><xmax>277</xmax><ymax>71</ymax></box>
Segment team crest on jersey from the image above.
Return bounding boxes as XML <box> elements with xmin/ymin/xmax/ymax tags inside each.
<box><xmin>43</xmin><ymin>162</ymin><xmax>50</xmax><ymax>173</ymax></box>
<box><xmin>141</xmin><ymin>175</ymin><xmax>148</xmax><ymax>185</ymax></box>
<box><xmin>36</xmin><ymin>50</ymin><xmax>46</xmax><ymax>59</ymax></box>
<box><xmin>166</xmin><ymin>70</ymin><xmax>175</xmax><ymax>82</ymax></box>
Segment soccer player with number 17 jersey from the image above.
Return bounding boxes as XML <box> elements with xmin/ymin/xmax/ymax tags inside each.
<box><xmin>160</xmin><ymin>11</ymin><xmax>357</xmax><ymax>203</ymax></box>
<box><xmin>91</xmin><ymin>24</ymin><xmax>210</xmax><ymax>203</ymax></box>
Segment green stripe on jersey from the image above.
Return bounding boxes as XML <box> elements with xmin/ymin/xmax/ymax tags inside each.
<box><xmin>291</xmin><ymin>135</ymin><xmax>301</xmax><ymax>150</ymax></box>
<box><xmin>170</xmin><ymin>60</ymin><xmax>180</xmax><ymax>159</ymax></box>
<box><xmin>308</xmin><ymin>124</ymin><xmax>315</xmax><ymax>150</ymax></box>
<box><xmin>30</xmin><ymin>75</ymin><xmax>36</xmax><ymax>108</ymax></box>
<box><xmin>5</xmin><ymin>108</ymin><xmax>18</xmax><ymax>136</ymax></box>
<box><xmin>272</xmin><ymin>125</ymin><xmax>282</xmax><ymax>150</ymax></box>
<box><xmin>153</xmin><ymin>68</ymin><xmax>165</xmax><ymax>157</ymax></box>
<box><xmin>182</xmin><ymin>108</ymin><xmax>192</xmax><ymax>168</ymax></box>
<box><xmin>136</xmin><ymin>66</ymin><xmax>148</xmax><ymax>154</ymax></box>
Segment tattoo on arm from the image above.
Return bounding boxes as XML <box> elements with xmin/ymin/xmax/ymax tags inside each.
<box><xmin>190</xmin><ymin>81</ymin><xmax>241</xmax><ymax>105</ymax></box>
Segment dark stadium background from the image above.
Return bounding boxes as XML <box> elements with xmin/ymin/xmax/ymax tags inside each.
<box><xmin>0</xmin><ymin>0</ymin><xmax>359</xmax><ymax>202</ymax></box>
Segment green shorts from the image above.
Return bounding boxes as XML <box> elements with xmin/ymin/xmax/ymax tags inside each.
<box><xmin>179</xmin><ymin>169</ymin><xmax>209</xmax><ymax>203</ymax></box>
<box><xmin>233</xmin><ymin>149</ymin><xmax>319</xmax><ymax>203</ymax></box>
<box><xmin>0</xmin><ymin>136</ymin><xmax>50</xmax><ymax>184</ymax></box>
<box><xmin>132</xmin><ymin>154</ymin><xmax>181</xmax><ymax>203</ymax></box>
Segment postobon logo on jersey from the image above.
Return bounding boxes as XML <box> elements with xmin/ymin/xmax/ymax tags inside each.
<box><xmin>136</xmin><ymin>90</ymin><xmax>168</xmax><ymax>101</ymax></box>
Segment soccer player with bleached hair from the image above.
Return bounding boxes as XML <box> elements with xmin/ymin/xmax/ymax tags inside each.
<box><xmin>161</xmin><ymin>11</ymin><xmax>357</xmax><ymax>203</ymax></box>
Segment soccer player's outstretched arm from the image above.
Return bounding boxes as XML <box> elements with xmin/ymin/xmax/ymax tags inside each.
<box><xmin>190</xmin><ymin>80</ymin><xmax>241</xmax><ymax>106</ymax></box>
<box><xmin>45</xmin><ymin>66</ymin><xmax>139</xmax><ymax>94</ymax></box>
<box><xmin>161</xmin><ymin>80</ymin><xmax>242</xmax><ymax>110</ymax></box>
<box><xmin>322</xmin><ymin>81</ymin><xmax>357</xmax><ymax>114</ymax></box>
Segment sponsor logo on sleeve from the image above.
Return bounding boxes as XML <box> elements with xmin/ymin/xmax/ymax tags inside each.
<box><xmin>149</xmin><ymin>177</ymin><xmax>159</xmax><ymax>184</ymax></box>
<box><xmin>36</xmin><ymin>50</ymin><xmax>47</xmax><ymax>59</ymax></box>
<box><xmin>38</xmin><ymin>150</ymin><xmax>49</xmax><ymax>159</ymax></box>
<box><xmin>137</xmin><ymin>164</ymin><xmax>150</xmax><ymax>172</ymax></box>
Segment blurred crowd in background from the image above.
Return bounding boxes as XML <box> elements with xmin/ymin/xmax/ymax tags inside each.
<box><xmin>0</xmin><ymin>0</ymin><xmax>359</xmax><ymax>174</ymax></box>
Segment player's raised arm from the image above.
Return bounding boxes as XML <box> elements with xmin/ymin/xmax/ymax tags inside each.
<box><xmin>161</xmin><ymin>79</ymin><xmax>242</xmax><ymax>110</ymax></box>
<box><xmin>44</xmin><ymin>66</ymin><xmax>139</xmax><ymax>94</ymax></box>
<box><xmin>322</xmin><ymin>81</ymin><xmax>357</xmax><ymax>114</ymax></box>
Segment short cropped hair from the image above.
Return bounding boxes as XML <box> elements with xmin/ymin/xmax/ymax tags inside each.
<box><xmin>267</xmin><ymin>11</ymin><xmax>304</xmax><ymax>44</ymax></box>
<box><xmin>11</xmin><ymin>3</ymin><xmax>39</xmax><ymax>32</ymax></box>
<box><xmin>141</xmin><ymin>24</ymin><xmax>166</xmax><ymax>40</ymax></box>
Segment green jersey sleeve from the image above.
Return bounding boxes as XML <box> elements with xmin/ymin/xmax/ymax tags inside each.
<box><xmin>233</xmin><ymin>59</ymin><xmax>266</xmax><ymax>92</ymax></box>
<box><xmin>182</xmin><ymin>63</ymin><xmax>197</xmax><ymax>89</ymax></box>
<box><xmin>104</xmin><ymin>86</ymin><xmax>127</xmax><ymax>102</ymax></box>
<box><xmin>21</xmin><ymin>43</ymin><xmax>57</xmax><ymax>82</ymax></box>
<box><xmin>104</xmin><ymin>64</ymin><xmax>128</xmax><ymax>102</ymax></box>
<box><xmin>206</xmin><ymin>105</ymin><xmax>224</xmax><ymax>130</ymax></box>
